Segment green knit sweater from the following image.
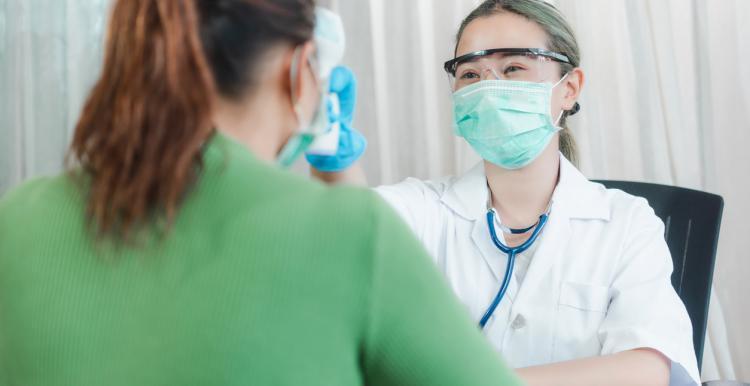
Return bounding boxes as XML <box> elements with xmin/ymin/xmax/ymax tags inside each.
<box><xmin>0</xmin><ymin>133</ymin><xmax>521</xmax><ymax>386</ymax></box>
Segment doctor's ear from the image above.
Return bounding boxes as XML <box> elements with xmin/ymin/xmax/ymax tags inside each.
<box><xmin>562</xmin><ymin>68</ymin><xmax>585</xmax><ymax>113</ymax></box>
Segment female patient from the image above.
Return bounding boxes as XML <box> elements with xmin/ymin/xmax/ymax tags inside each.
<box><xmin>0</xmin><ymin>1</ymin><xmax>521</xmax><ymax>385</ymax></box>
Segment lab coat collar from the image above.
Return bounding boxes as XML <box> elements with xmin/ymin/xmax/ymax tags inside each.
<box><xmin>440</xmin><ymin>153</ymin><xmax>611</xmax><ymax>222</ymax></box>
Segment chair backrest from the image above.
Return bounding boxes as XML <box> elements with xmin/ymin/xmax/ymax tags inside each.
<box><xmin>593</xmin><ymin>180</ymin><xmax>724</xmax><ymax>370</ymax></box>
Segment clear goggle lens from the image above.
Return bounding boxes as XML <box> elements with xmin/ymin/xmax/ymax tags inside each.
<box><xmin>448</xmin><ymin>52</ymin><xmax>558</xmax><ymax>90</ymax></box>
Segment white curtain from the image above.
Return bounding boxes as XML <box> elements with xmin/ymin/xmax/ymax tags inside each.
<box><xmin>0</xmin><ymin>0</ymin><xmax>109</xmax><ymax>193</ymax></box>
<box><xmin>1</xmin><ymin>0</ymin><xmax>748</xmax><ymax>382</ymax></box>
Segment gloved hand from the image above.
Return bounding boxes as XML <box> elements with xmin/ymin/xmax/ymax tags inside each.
<box><xmin>306</xmin><ymin>66</ymin><xmax>367</xmax><ymax>172</ymax></box>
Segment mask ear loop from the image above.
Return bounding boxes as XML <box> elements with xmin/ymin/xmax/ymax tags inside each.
<box><xmin>551</xmin><ymin>72</ymin><xmax>571</xmax><ymax>128</ymax></box>
<box><xmin>552</xmin><ymin>72</ymin><xmax>569</xmax><ymax>88</ymax></box>
<box><xmin>289</xmin><ymin>45</ymin><xmax>325</xmax><ymax>133</ymax></box>
<box><xmin>289</xmin><ymin>46</ymin><xmax>308</xmax><ymax>131</ymax></box>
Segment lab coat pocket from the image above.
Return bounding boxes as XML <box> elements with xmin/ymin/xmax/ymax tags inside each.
<box><xmin>553</xmin><ymin>281</ymin><xmax>611</xmax><ymax>361</ymax></box>
<box><xmin>559</xmin><ymin>281</ymin><xmax>610</xmax><ymax>312</ymax></box>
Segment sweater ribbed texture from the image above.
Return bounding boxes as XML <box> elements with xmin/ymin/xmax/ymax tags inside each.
<box><xmin>0</xmin><ymin>133</ymin><xmax>521</xmax><ymax>386</ymax></box>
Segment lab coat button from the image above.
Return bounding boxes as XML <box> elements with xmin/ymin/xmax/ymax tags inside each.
<box><xmin>511</xmin><ymin>314</ymin><xmax>526</xmax><ymax>330</ymax></box>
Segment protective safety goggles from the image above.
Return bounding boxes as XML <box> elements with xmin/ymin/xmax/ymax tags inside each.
<box><xmin>444</xmin><ymin>48</ymin><xmax>571</xmax><ymax>90</ymax></box>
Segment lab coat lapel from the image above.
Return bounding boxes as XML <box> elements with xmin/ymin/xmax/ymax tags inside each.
<box><xmin>470</xmin><ymin>217</ymin><xmax>520</xmax><ymax>303</ymax></box>
<box><xmin>509</xmin><ymin>205</ymin><xmax>571</xmax><ymax>321</ymax></box>
<box><xmin>508</xmin><ymin>154</ymin><xmax>609</xmax><ymax>330</ymax></box>
<box><xmin>441</xmin><ymin>162</ymin><xmax>521</xmax><ymax>304</ymax></box>
<box><xmin>440</xmin><ymin>155</ymin><xmax>609</xmax><ymax>318</ymax></box>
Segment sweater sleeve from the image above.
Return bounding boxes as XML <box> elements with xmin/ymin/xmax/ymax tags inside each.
<box><xmin>361</xmin><ymin>195</ymin><xmax>522</xmax><ymax>386</ymax></box>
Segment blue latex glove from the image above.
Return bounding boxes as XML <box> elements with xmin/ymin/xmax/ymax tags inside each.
<box><xmin>306</xmin><ymin>66</ymin><xmax>367</xmax><ymax>172</ymax></box>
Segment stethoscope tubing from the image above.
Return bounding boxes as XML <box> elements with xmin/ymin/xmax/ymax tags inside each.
<box><xmin>479</xmin><ymin>210</ymin><xmax>549</xmax><ymax>329</ymax></box>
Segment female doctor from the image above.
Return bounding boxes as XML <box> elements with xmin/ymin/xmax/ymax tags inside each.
<box><xmin>309</xmin><ymin>0</ymin><xmax>700</xmax><ymax>385</ymax></box>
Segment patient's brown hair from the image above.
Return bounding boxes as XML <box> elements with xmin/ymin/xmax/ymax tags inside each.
<box><xmin>68</xmin><ymin>0</ymin><xmax>314</xmax><ymax>240</ymax></box>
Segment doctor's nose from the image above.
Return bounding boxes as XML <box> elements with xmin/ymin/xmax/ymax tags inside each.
<box><xmin>481</xmin><ymin>67</ymin><xmax>503</xmax><ymax>81</ymax></box>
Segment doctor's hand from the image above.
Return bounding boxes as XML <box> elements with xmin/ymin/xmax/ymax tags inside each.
<box><xmin>306</xmin><ymin>66</ymin><xmax>368</xmax><ymax>173</ymax></box>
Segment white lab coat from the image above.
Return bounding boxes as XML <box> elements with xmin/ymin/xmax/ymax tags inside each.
<box><xmin>376</xmin><ymin>154</ymin><xmax>700</xmax><ymax>386</ymax></box>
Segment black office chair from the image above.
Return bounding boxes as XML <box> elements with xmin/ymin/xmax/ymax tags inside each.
<box><xmin>593</xmin><ymin>180</ymin><xmax>724</xmax><ymax>370</ymax></box>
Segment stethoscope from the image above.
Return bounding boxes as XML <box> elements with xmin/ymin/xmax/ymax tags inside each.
<box><xmin>479</xmin><ymin>196</ymin><xmax>552</xmax><ymax>329</ymax></box>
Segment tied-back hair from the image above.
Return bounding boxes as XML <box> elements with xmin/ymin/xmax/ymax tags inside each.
<box><xmin>68</xmin><ymin>0</ymin><xmax>314</xmax><ymax>241</ymax></box>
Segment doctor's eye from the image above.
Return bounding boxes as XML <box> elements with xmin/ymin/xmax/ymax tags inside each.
<box><xmin>459</xmin><ymin>71</ymin><xmax>480</xmax><ymax>80</ymax></box>
<box><xmin>503</xmin><ymin>65</ymin><xmax>525</xmax><ymax>75</ymax></box>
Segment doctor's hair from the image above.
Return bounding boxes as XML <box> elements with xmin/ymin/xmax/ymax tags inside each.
<box><xmin>68</xmin><ymin>0</ymin><xmax>315</xmax><ymax>241</ymax></box>
<box><xmin>455</xmin><ymin>0</ymin><xmax>581</xmax><ymax>166</ymax></box>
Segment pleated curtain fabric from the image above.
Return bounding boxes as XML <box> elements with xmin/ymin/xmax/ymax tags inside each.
<box><xmin>1</xmin><ymin>0</ymin><xmax>748</xmax><ymax>382</ymax></box>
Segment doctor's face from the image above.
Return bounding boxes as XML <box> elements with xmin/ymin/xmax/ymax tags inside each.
<box><xmin>455</xmin><ymin>12</ymin><xmax>577</xmax><ymax>119</ymax></box>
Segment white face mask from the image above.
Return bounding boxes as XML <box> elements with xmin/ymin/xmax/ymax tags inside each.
<box><xmin>313</xmin><ymin>7</ymin><xmax>346</xmax><ymax>82</ymax></box>
<box><xmin>277</xmin><ymin>7</ymin><xmax>346</xmax><ymax>168</ymax></box>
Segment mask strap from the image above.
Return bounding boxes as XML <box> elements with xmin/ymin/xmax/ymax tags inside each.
<box><xmin>552</xmin><ymin>72</ymin><xmax>571</xmax><ymax>128</ymax></box>
<box><xmin>289</xmin><ymin>46</ymin><xmax>306</xmax><ymax>131</ymax></box>
<box><xmin>289</xmin><ymin>46</ymin><xmax>325</xmax><ymax>133</ymax></box>
<box><xmin>552</xmin><ymin>72</ymin><xmax>569</xmax><ymax>89</ymax></box>
<box><xmin>554</xmin><ymin>109</ymin><xmax>565</xmax><ymax>127</ymax></box>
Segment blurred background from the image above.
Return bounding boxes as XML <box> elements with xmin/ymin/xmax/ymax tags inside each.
<box><xmin>1</xmin><ymin>0</ymin><xmax>748</xmax><ymax>382</ymax></box>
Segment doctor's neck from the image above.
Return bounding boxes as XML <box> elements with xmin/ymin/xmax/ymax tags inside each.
<box><xmin>485</xmin><ymin>137</ymin><xmax>561</xmax><ymax>229</ymax></box>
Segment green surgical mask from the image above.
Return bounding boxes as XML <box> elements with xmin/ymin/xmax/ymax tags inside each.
<box><xmin>452</xmin><ymin>76</ymin><xmax>567</xmax><ymax>170</ymax></box>
<box><xmin>277</xmin><ymin>133</ymin><xmax>317</xmax><ymax>169</ymax></box>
